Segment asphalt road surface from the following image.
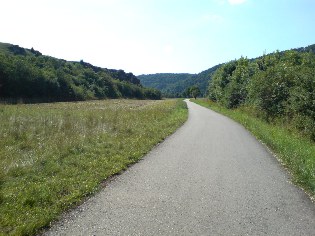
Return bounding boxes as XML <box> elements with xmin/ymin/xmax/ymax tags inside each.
<box><xmin>44</xmin><ymin>100</ymin><xmax>315</xmax><ymax>236</ymax></box>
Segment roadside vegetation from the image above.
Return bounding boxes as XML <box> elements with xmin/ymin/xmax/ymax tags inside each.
<box><xmin>0</xmin><ymin>99</ymin><xmax>188</xmax><ymax>235</ymax></box>
<box><xmin>193</xmin><ymin>99</ymin><xmax>315</xmax><ymax>200</ymax></box>
<box><xmin>208</xmin><ymin>48</ymin><xmax>315</xmax><ymax>141</ymax></box>
<box><xmin>203</xmin><ymin>47</ymin><xmax>315</xmax><ymax>198</ymax></box>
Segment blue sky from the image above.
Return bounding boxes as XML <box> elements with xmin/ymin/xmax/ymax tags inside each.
<box><xmin>1</xmin><ymin>0</ymin><xmax>315</xmax><ymax>75</ymax></box>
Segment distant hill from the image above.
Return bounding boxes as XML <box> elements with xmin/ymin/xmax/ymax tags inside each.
<box><xmin>138</xmin><ymin>73</ymin><xmax>193</xmax><ymax>97</ymax></box>
<box><xmin>138</xmin><ymin>64</ymin><xmax>221</xmax><ymax>97</ymax></box>
<box><xmin>138</xmin><ymin>43</ymin><xmax>315</xmax><ymax>98</ymax></box>
<box><xmin>0</xmin><ymin>42</ymin><xmax>161</xmax><ymax>102</ymax></box>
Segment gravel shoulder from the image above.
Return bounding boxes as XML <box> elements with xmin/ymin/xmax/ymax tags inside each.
<box><xmin>43</xmin><ymin>100</ymin><xmax>315</xmax><ymax>236</ymax></box>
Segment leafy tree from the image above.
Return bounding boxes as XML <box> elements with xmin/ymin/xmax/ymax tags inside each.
<box><xmin>208</xmin><ymin>60</ymin><xmax>237</xmax><ymax>103</ymax></box>
<box><xmin>188</xmin><ymin>85</ymin><xmax>201</xmax><ymax>99</ymax></box>
<box><xmin>222</xmin><ymin>57</ymin><xmax>251</xmax><ymax>108</ymax></box>
<box><xmin>248</xmin><ymin>64</ymin><xmax>294</xmax><ymax>119</ymax></box>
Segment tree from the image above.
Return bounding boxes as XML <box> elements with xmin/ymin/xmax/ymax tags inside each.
<box><xmin>223</xmin><ymin>57</ymin><xmax>251</xmax><ymax>108</ymax></box>
<box><xmin>189</xmin><ymin>85</ymin><xmax>201</xmax><ymax>99</ymax></box>
<box><xmin>208</xmin><ymin>60</ymin><xmax>237</xmax><ymax>103</ymax></box>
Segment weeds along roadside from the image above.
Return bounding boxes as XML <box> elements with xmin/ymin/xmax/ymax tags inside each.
<box><xmin>192</xmin><ymin>99</ymin><xmax>315</xmax><ymax>201</ymax></box>
<box><xmin>0</xmin><ymin>99</ymin><xmax>188</xmax><ymax>236</ymax></box>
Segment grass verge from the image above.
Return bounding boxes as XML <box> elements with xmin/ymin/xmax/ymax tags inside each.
<box><xmin>0</xmin><ymin>99</ymin><xmax>188</xmax><ymax>236</ymax></box>
<box><xmin>192</xmin><ymin>99</ymin><xmax>315</xmax><ymax>200</ymax></box>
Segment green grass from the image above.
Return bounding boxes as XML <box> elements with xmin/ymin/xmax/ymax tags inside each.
<box><xmin>193</xmin><ymin>99</ymin><xmax>315</xmax><ymax>200</ymax></box>
<box><xmin>0</xmin><ymin>99</ymin><xmax>188</xmax><ymax>236</ymax></box>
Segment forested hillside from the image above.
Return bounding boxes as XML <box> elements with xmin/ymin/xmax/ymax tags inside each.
<box><xmin>138</xmin><ymin>73</ymin><xmax>192</xmax><ymax>97</ymax></box>
<box><xmin>138</xmin><ymin>64</ymin><xmax>221</xmax><ymax>97</ymax></box>
<box><xmin>208</xmin><ymin>45</ymin><xmax>315</xmax><ymax>140</ymax></box>
<box><xmin>0</xmin><ymin>43</ymin><xmax>161</xmax><ymax>102</ymax></box>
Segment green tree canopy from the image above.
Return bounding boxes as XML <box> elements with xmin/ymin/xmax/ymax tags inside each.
<box><xmin>0</xmin><ymin>43</ymin><xmax>161</xmax><ymax>102</ymax></box>
<box><xmin>188</xmin><ymin>85</ymin><xmax>201</xmax><ymax>99</ymax></box>
<box><xmin>207</xmin><ymin>48</ymin><xmax>315</xmax><ymax>140</ymax></box>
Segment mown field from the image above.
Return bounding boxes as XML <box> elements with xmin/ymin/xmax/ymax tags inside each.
<box><xmin>0</xmin><ymin>99</ymin><xmax>188</xmax><ymax>236</ymax></box>
<box><xmin>193</xmin><ymin>99</ymin><xmax>315</xmax><ymax>200</ymax></box>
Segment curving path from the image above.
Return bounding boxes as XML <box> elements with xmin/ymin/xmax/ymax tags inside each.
<box><xmin>44</xmin><ymin>100</ymin><xmax>315</xmax><ymax>235</ymax></box>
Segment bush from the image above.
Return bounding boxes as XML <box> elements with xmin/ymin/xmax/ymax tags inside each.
<box><xmin>208</xmin><ymin>50</ymin><xmax>315</xmax><ymax>141</ymax></box>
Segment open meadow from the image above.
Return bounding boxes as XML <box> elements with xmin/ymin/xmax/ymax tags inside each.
<box><xmin>0</xmin><ymin>99</ymin><xmax>188</xmax><ymax>235</ymax></box>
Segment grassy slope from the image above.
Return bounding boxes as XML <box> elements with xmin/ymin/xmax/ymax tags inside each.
<box><xmin>0</xmin><ymin>99</ymin><xmax>188</xmax><ymax>236</ymax></box>
<box><xmin>193</xmin><ymin>99</ymin><xmax>315</xmax><ymax>200</ymax></box>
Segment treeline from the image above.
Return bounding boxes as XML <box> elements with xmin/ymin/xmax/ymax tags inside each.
<box><xmin>208</xmin><ymin>49</ymin><xmax>315</xmax><ymax>140</ymax></box>
<box><xmin>0</xmin><ymin>43</ymin><xmax>161</xmax><ymax>102</ymax></box>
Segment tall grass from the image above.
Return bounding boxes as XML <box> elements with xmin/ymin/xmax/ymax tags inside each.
<box><xmin>0</xmin><ymin>99</ymin><xmax>188</xmax><ymax>235</ymax></box>
<box><xmin>193</xmin><ymin>99</ymin><xmax>315</xmax><ymax>200</ymax></box>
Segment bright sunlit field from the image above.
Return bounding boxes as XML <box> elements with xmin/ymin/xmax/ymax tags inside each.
<box><xmin>0</xmin><ymin>99</ymin><xmax>188</xmax><ymax>235</ymax></box>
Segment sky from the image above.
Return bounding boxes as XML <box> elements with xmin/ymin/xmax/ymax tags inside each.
<box><xmin>1</xmin><ymin>0</ymin><xmax>315</xmax><ymax>75</ymax></box>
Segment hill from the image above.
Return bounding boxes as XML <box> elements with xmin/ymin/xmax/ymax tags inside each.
<box><xmin>138</xmin><ymin>64</ymin><xmax>219</xmax><ymax>97</ymax></box>
<box><xmin>0</xmin><ymin>42</ymin><xmax>161</xmax><ymax>102</ymax></box>
<box><xmin>138</xmin><ymin>64</ymin><xmax>222</xmax><ymax>97</ymax></box>
<box><xmin>138</xmin><ymin>73</ymin><xmax>193</xmax><ymax>97</ymax></box>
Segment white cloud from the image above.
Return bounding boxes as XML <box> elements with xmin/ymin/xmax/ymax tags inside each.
<box><xmin>228</xmin><ymin>0</ymin><xmax>247</xmax><ymax>5</ymax></box>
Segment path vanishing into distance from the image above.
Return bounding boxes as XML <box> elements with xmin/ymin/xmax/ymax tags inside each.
<box><xmin>44</xmin><ymin>100</ymin><xmax>315</xmax><ymax>236</ymax></box>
